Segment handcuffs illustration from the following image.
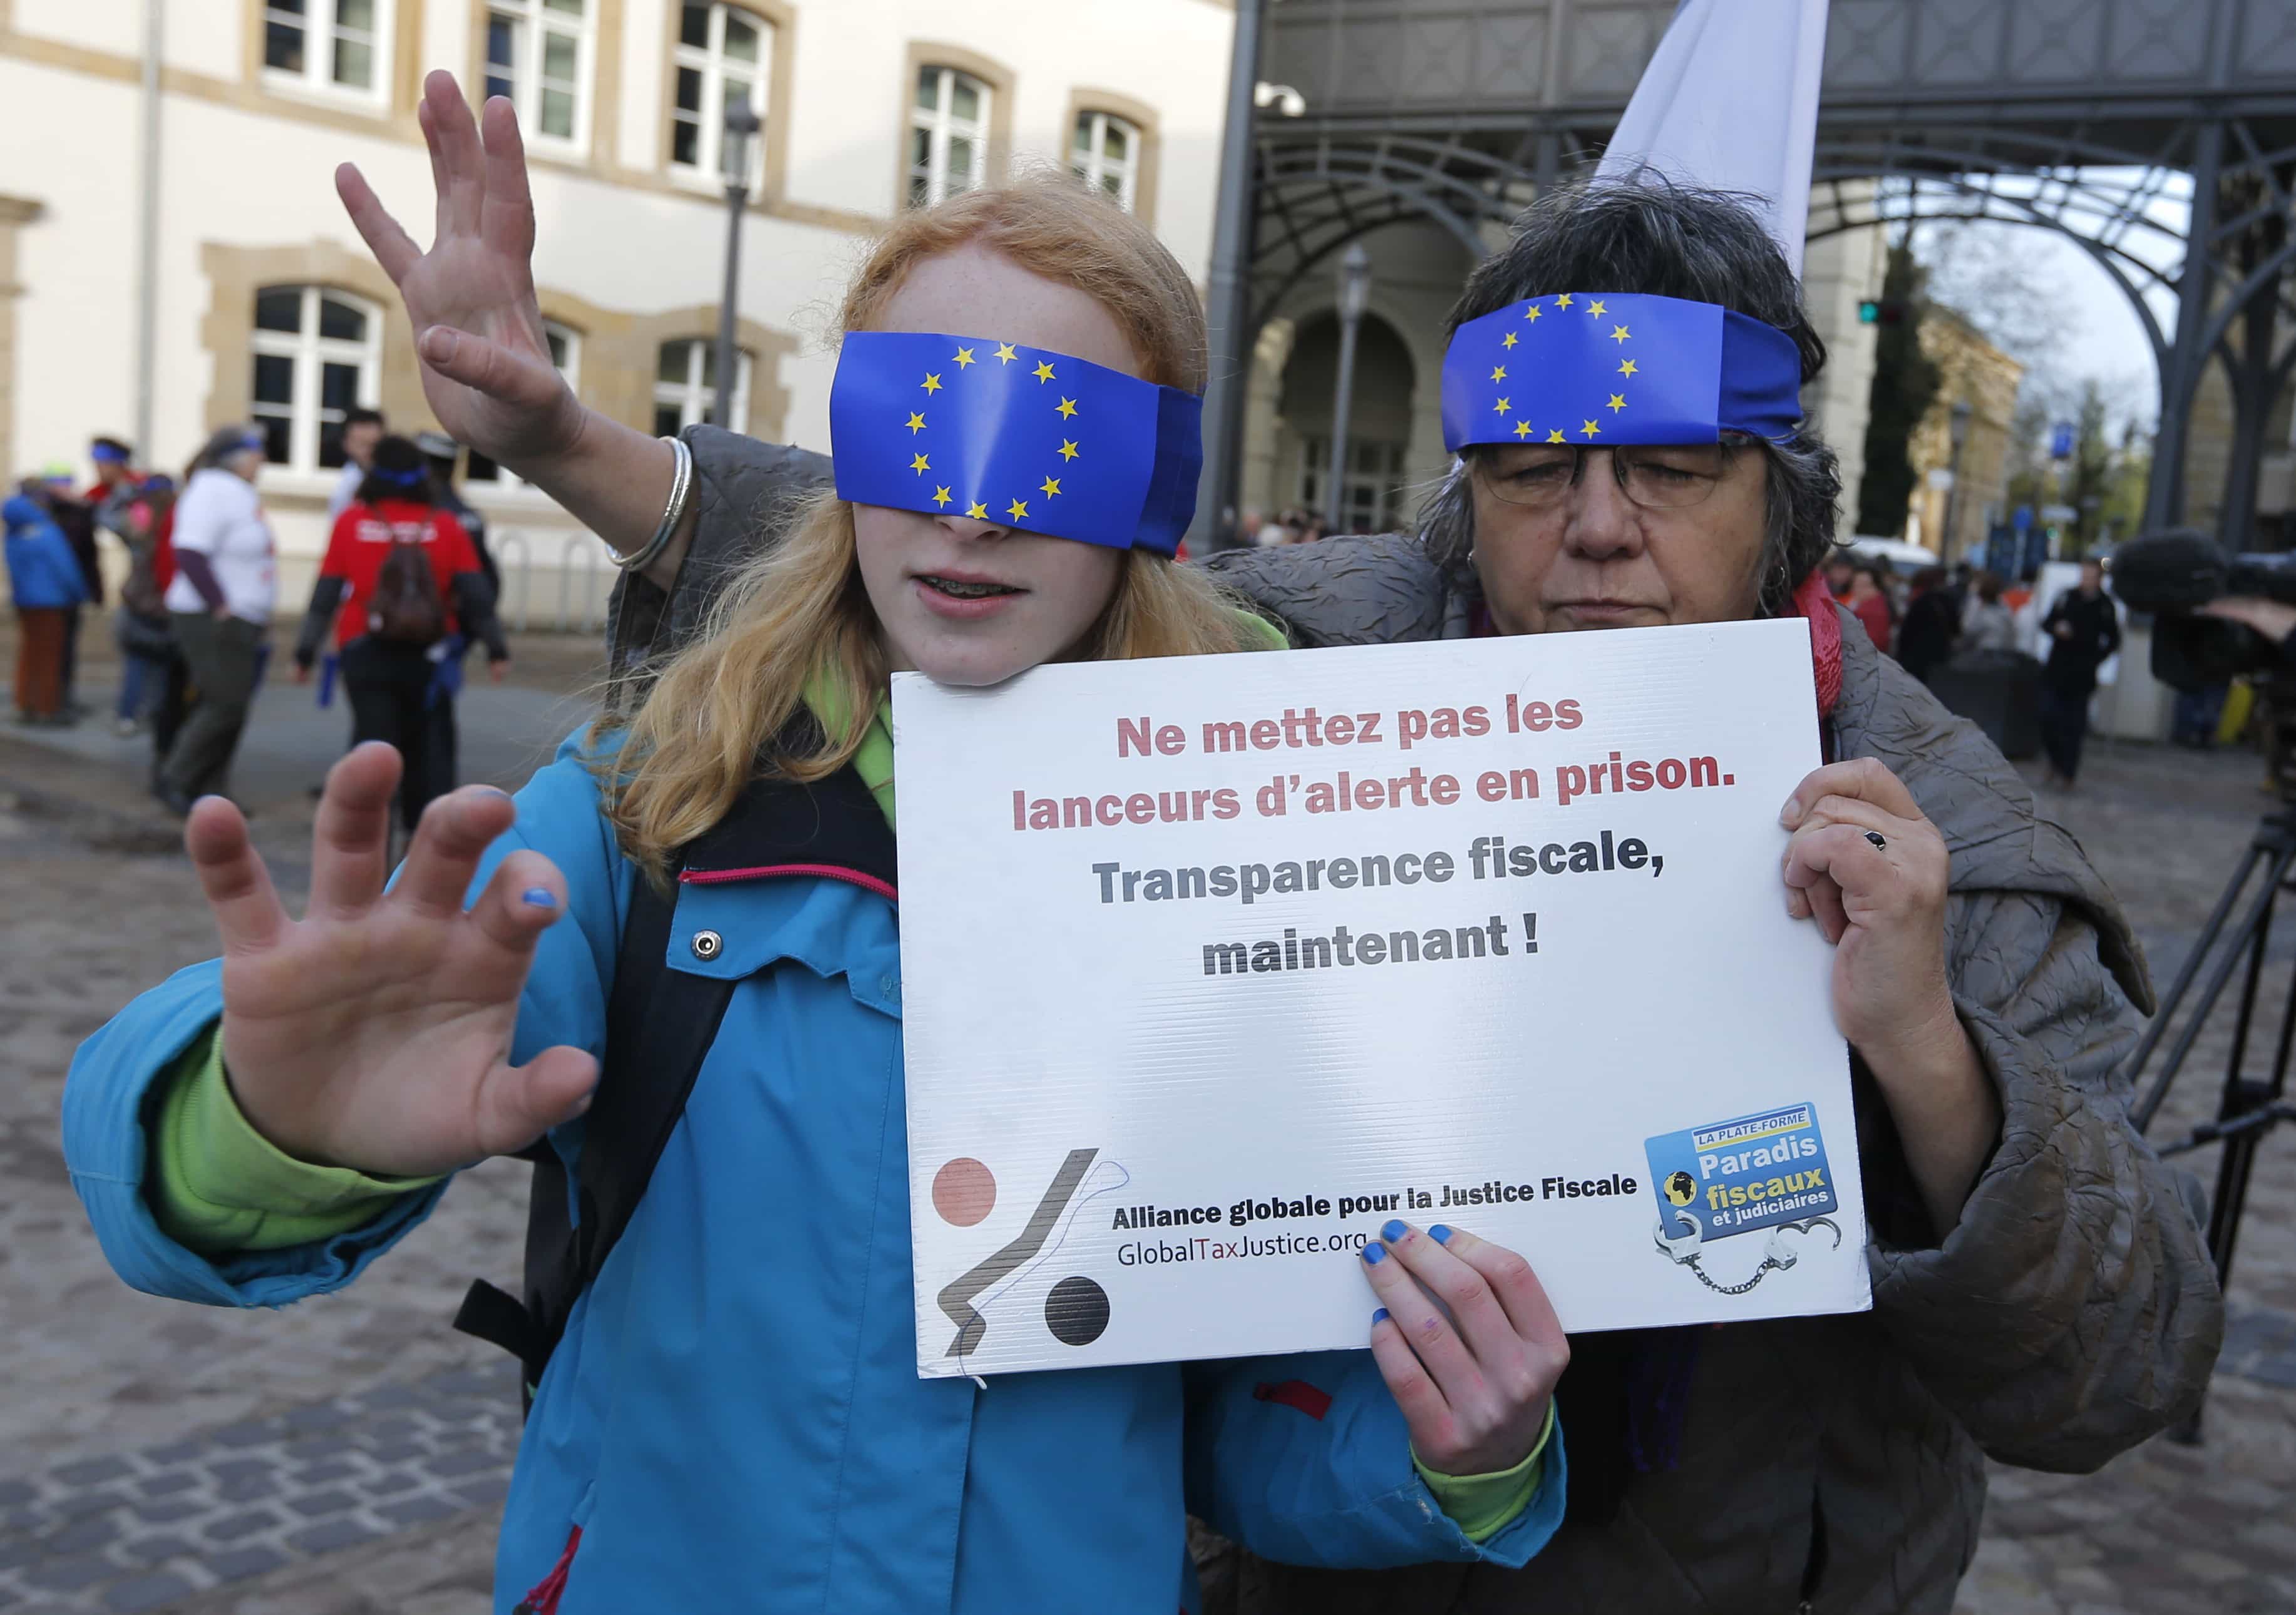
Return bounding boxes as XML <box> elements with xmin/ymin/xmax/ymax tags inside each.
<box><xmin>1651</xmin><ymin>1209</ymin><xmax>1843</xmax><ymax>1295</ymax></box>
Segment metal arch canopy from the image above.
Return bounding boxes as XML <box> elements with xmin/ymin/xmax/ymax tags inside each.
<box><xmin>1248</xmin><ymin>0</ymin><xmax>2296</xmax><ymax>546</ymax></box>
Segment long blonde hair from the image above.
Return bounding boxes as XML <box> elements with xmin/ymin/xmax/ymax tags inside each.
<box><xmin>599</xmin><ymin>179</ymin><xmax>1270</xmax><ymax>880</ymax></box>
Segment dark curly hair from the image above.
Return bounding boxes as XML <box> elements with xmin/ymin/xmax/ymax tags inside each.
<box><xmin>1417</xmin><ymin>174</ymin><xmax>1843</xmax><ymax>618</ymax></box>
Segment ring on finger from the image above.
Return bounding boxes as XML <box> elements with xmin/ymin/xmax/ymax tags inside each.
<box><xmin>1863</xmin><ymin>830</ymin><xmax>1887</xmax><ymax>851</ymax></box>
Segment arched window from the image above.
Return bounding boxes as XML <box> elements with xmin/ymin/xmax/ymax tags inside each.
<box><xmin>467</xmin><ymin>322</ymin><xmax>582</xmax><ymax>484</ymax></box>
<box><xmin>249</xmin><ymin>286</ymin><xmax>381</xmax><ymax>473</ymax></box>
<box><xmin>671</xmin><ymin>3</ymin><xmax>773</xmax><ymax>186</ymax></box>
<box><xmin>263</xmin><ymin>0</ymin><xmax>391</xmax><ymax>100</ymax></box>
<box><xmin>655</xmin><ymin>338</ymin><xmax>751</xmax><ymax>436</ymax></box>
<box><xmin>485</xmin><ymin>0</ymin><xmax>594</xmax><ymax>150</ymax></box>
<box><xmin>1070</xmin><ymin>110</ymin><xmax>1140</xmax><ymax>211</ymax></box>
<box><xmin>909</xmin><ymin>66</ymin><xmax>990</xmax><ymax>207</ymax></box>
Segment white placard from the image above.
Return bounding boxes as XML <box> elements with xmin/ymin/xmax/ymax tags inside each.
<box><xmin>893</xmin><ymin>620</ymin><xmax>1871</xmax><ymax>1377</ymax></box>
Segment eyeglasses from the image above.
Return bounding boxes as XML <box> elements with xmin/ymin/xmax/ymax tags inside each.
<box><xmin>1471</xmin><ymin>439</ymin><xmax>1745</xmax><ymax>511</ymax></box>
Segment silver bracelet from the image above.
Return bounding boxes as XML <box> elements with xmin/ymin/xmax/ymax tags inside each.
<box><xmin>611</xmin><ymin>434</ymin><xmax>695</xmax><ymax>572</ymax></box>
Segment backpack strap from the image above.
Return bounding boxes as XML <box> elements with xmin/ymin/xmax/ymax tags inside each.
<box><xmin>454</xmin><ymin>733</ymin><xmax>896</xmax><ymax>1407</ymax></box>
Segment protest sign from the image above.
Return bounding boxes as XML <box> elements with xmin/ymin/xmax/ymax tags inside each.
<box><xmin>893</xmin><ymin>618</ymin><xmax>1870</xmax><ymax>1377</ymax></box>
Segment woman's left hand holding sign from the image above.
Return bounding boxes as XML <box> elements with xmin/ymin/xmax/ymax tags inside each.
<box><xmin>1361</xmin><ymin>1221</ymin><xmax>1567</xmax><ymax>1475</ymax></box>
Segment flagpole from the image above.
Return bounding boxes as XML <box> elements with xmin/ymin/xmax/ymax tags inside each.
<box><xmin>1190</xmin><ymin>0</ymin><xmax>1265</xmax><ymax>553</ymax></box>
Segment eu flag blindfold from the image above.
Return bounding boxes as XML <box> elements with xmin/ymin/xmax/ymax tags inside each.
<box><xmin>830</xmin><ymin>332</ymin><xmax>1200</xmax><ymax>557</ymax></box>
<box><xmin>1440</xmin><ymin>292</ymin><xmax>1803</xmax><ymax>454</ymax></box>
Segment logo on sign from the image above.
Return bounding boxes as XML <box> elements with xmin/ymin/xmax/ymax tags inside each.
<box><xmin>1643</xmin><ymin>1102</ymin><xmax>1837</xmax><ymax>1243</ymax></box>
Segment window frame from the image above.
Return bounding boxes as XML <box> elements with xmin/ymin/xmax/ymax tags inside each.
<box><xmin>260</xmin><ymin>0</ymin><xmax>396</xmax><ymax>107</ymax></box>
<box><xmin>249</xmin><ymin>285</ymin><xmax>384</xmax><ymax>477</ymax></box>
<box><xmin>1061</xmin><ymin>90</ymin><xmax>1160</xmax><ymax>222</ymax></box>
<box><xmin>909</xmin><ymin>65</ymin><xmax>992</xmax><ymax>208</ymax></box>
<box><xmin>653</xmin><ymin>337</ymin><xmax>753</xmax><ymax>437</ymax></box>
<box><xmin>1298</xmin><ymin>436</ymin><xmax>1407</xmax><ymax>534</ymax></box>
<box><xmin>896</xmin><ymin>46</ymin><xmax>1011</xmax><ymax>212</ymax></box>
<box><xmin>1069</xmin><ymin>110</ymin><xmax>1140</xmax><ymax>212</ymax></box>
<box><xmin>483</xmin><ymin>0</ymin><xmax>598</xmax><ymax>156</ymax></box>
<box><xmin>667</xmin><ymin>2</ymin><xmax>776</xmax><ymax>190</ymax></box>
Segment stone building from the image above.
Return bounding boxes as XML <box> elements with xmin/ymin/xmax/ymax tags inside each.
<box><xmin>1906</xmin><ymin>308</ymin><xmax>2024</xmax><ymax>565</ymax></box>
<box><xmin>0</xmin><ymin>0</ymin><xmax>1233</xmax><ymax>615</ymax></box>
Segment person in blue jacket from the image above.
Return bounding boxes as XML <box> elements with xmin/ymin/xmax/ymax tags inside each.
<box><xmin>8</xmin><ymin>486</ymin><xmax>91</xmax><ymax>724</ymax></box>
<box><xmin>64</xmin><ymin>96</ymin><xmax>1567</xmax><ymax>1615</ymax></box>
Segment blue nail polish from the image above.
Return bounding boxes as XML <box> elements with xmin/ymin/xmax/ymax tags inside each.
<box><xmin>1362</xmin><ymin>1242</ymin><xmax>1386</xmax><ymax>1265</ymax></box>
<box><xmin>1381</xmin><ymin>1218</ymin><xmax>1408</xmax><ymax>1243</ymax></box>
<box><xmin>1372</xmin><ymin>1308</ymin><xmax>1389</xmax><ymax>1325</ymax></box>
<box><xmin>1429</xmin><ymin>1224</ymin><xmax>1454</xmax><ymax>1244</ymax></box>
<box><xmin>521</xmin><ymin>888</ymin><xmax>556</xmax><ymax>908</ymax></box>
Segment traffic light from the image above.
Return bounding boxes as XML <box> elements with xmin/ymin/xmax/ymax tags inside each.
<box><xmin>1858</xmin><ymin>300</ymin><xmax>1908</xmax><ymax>326</ymax></box>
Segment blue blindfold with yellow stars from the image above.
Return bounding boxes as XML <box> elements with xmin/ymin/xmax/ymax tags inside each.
<box><xmin>830</xmin><ymin>332</ymin><xmax>1202</xmax><ymax>556</ymax></box>
<box><xmin>1441</xmin><ymin>292</ymin><xmax>1803</xmax><ymax>454</ymax></box>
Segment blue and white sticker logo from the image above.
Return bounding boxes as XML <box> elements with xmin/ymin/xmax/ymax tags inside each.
<box><xmin>1644</xmin><ymin>1102</ymin><xmax>1836</xmax><ymax>1243</ymax></box>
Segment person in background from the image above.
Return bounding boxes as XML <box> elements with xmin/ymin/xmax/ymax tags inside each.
<box><xmin>327</xmin><ymin>408</ymin><xmax>388</xmax><ymax>523</ymax></box>
<box><xmin>2037</xmin><ymin>558</ymin><xmax>2122</xmax><ymax>790</ymax></box>
<box><xmin>1895</xmin><ymin>566</ymin><xmax>1960</xmax><ymax>685</ymax></box>
<box><xmin>413</xmin><ymin>428</ymin><xmax>501</xmax><ymax>804</ymax></box>
<box><xmin>6</xmin><ymin>481</ymin><xmax>89</xmax><ymax>724</ymax></box>
<box><xmin>1960</xmin><ymin>570</ymin><xmax>2018</xmax><ymax>653</ymax></box>
<box><xmin>88</xmin><ymin>437</ymin><xmax>167</xmax><ymax>736</ymax></box>
<box><xmin>414</xmin><ymin>429</ymin><xmax>499</xmax><ymax>601</ymax></box>
<box><xmin>41</xmin><ymin>463</ymin><xmax>103</xmax><ymax>719</ymax></box>
<box><xmin>294</xmin><ymin>434</ymin><xmax>508</xmax><ymax>832</ymax></box>
<box><xmin>1842</xmin><ymin>558</ymin><xmax>1895</xmax><ymax>654</ymax></box>
<box><xmin>157</xmin><ymin>426</ymin><xmax>277</xmax><ymax>814</ymax></box>
<box><xmin>1823</xmin><ymin>550</ymin><xmax>1856</xmax><ymax>599</ymax></box>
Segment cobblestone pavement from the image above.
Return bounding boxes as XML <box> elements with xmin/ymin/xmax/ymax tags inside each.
<box><xmin>5</xmin><ymin>704</ymin><xmax>2296</xmax><ymax>1612</ymax></box>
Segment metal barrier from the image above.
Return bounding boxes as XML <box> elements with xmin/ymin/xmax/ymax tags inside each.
<box><xmin>492</xmin><ymin>530</ymin><xmax>533</xmax><ymax>632</ymax></box>
<box><xmin>557</xmin><ymin>533</ymin><xmax>607</xmax><ymax>633</ymax></box>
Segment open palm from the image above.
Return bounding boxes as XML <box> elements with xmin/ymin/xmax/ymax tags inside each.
<box><xmin>192</xmin><ymin>744</ymin><xmax>596</xmax><ymax>1179</ymax></box>
<box><xmin>336</xmin><ymin>71</ymin><xmax>584</xmax><ymax>468</ymax></box>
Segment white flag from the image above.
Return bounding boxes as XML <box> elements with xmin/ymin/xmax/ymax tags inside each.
<box><xmin>1594</xmin><ymin>0</ymin><xmax>1829</xmax><ymax>275</ymax></box>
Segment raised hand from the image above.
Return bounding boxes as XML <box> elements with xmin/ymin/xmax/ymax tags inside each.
<box><xmin>336</xmin><ymin>71</ymin><xmax>585</xmax><ymax>470</ymax></box>
<box><xmin>1359</xmin><ymin>1221</ymin><xmax>1566</xmax><ymax>1477</ymax></box>
<box><xmin>189</xmin><ymin>742</ymin><xmax>597</xmax><ymax>1179</ymax></box>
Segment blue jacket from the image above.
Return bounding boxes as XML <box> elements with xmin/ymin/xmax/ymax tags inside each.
<box><xmin>4</xmin><ymin>494</ymin><xmax>89</xmax><ymax>610</ymax></box>
<box><xmin>64</xmin><ymin>736</ymin><xmax>1564</xmax><ymax>1614</ymax></box>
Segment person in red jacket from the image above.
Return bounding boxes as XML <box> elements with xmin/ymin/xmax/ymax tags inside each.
<box><xmin>293</xmin><ymin>434</ymin><xmax>508</xmax><ymax>830</ymax></box>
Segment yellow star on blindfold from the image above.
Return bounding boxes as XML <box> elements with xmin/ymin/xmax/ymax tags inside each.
<box><xmin>931</xmin><ymin>485</ymin><xmax>952</xmax><ymax>506</ymax></box>
<box><xmin>911</xmin><ymin>453</ymin><xmax>930</xmax><ymax>474</ymax></box>
<box><xmin>1490</xmin><ymin>365</ymin><xmax>1508</xmax><ymax>382</ymax></box>
<box><xmin>1585</xmin><ymin>299</ymin><xmax>1608</xmax><ymax>317</ymax></box>
<box><xmin>921</xmin><ymin>373</ymin><xmax>943</xmax><ymax>394</ymax></box>
<box><xmin>905</xmin><ymin>412</ymin><xmax>927</xmax><ymax>434</ymax></box>
<box><xmin>1610</xmin><ymin>325</ymin><xmax>1632</xmax><ymax>344</ymax></box>
<box><xmin>1547</xmin><ymin>429</ymin><xmax>1567</xmax><ymax>443</ymax></box>
<box><xmin>994</xmin><ymin>342</ymin><xmax>1018</xmax><ymax>364</ymax></box>
<box><xmin>1501</xmin><ymin>331</ymin><xmax>1519</xmax><ymax>349</ymax></box>
<box><xmin>1512</xmin><ymin>420</ymin><xmax>1535</xmax><ymax>439</ymax></box>
<box><xmin>1056</xmin><ymin>396</ymin><xmax>1079</xmax><ymax>419</ymax></box>
<box><xmin>1523</xmin><ymin>304</ymin><xmax>1543</xmax><ymax>322</ymax></box>
<box><xmin>1007</xmin><ymin>497</ymin><xmax>1031</xmax><ymax>520</ymax></box>
<box><xmin>1619</xmin><ymin>358</ymin><xmax>1640</xmax><ymax>377</ymax></box>
<box><xmin>965</xmin><ymin>500</ymin><xmax>989</xmax><ymax>520</ymax></box>
<box><xmin>1580</xmin><ymin>420</ymin><xmax>1601</xmax><ymax>438</ymax></box>
<box><xmin>1555</xmin><ymin>294</ymin><xmax>1575</xmax><ymax>309</ymax></box>
<box><xmin>1493</xmin><ymin>396</ymin><xmax>1511</xmax><ymax>414</ymax></box>
<box><xmin>1039</xmin><ymin>476</ymin><xmax>1062</xmax><ymax>498</ymax></box>
<box><xmin>1607</xmin><ymin>393</ymin><xmax>1627</xmax><ymax>413</ymax></box>
<box><xmin>1032</xmin><ymin>361</ymin><xmax>1057</xmax><ymax>383</ymax></box>
<box><xmin>1058</xmin><ymin>439</ymin><xmax>1080</xmax><ymax>461</ymax></box>
<box><xmin>952</xmin><ymin>346</ymin><xmax>976</xmax><ymax>367</ymax></box>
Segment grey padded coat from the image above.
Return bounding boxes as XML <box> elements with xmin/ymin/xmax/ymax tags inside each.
<box><xmin>609</xmin><ymin>429</ymin><xmax>2223</xmax><ymax>1615</ymax></box>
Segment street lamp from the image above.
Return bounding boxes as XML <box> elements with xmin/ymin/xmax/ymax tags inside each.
<box><xmin>1942</xmin><ymin>397</ymin><xmax>1974</xmax><ymax>564</ymax></box>
<box><xmin>1323</xmin><ymin>242</ymin><xmax>1373</xmax><ymax>533</ymax></box>
<box><xmin>712</xmin><ymin>95</ymin><xmax>763</xmax><ymax>431</ymax></box>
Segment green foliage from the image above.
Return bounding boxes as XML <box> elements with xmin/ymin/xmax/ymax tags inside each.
<box><xmin>1858</xmin><ymin>242</ymin><xmax>1942</xmax><ymax>537</ymax></box>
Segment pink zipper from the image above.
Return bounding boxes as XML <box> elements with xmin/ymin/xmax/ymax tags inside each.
<box><xmin>512</xmin><ymin>1525</ymin><xmax>581</xmax><ymax>1615</ymax></box>
<box><xmin>679</xmin><ymin>863</ymin><xmax>897</xmax><ymax>903</ymax></box>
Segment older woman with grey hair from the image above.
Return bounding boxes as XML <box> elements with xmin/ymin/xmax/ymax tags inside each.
<box><xmin>346</xmin><ymin>91</ymin><xmax>2218</xmax><ymax>1611</ymax></box>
